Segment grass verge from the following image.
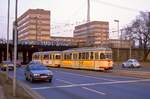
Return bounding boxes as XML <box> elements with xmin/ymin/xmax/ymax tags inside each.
<box><xmin>0</xmin><ymin>72</ymin><xmax>33</xmax><ymax>99</ymax></box>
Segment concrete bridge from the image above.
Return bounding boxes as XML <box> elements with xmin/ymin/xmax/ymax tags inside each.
<box><xmin>0</xmin><ymin>40</ymin><xmax>76</xmax><ymax>64</ymax></box>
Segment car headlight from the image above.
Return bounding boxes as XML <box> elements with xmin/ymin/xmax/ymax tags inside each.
<box><xmin>33</xmin><ymin>74</ymin><xmax>40</xmax><ymax>76</ymax></box>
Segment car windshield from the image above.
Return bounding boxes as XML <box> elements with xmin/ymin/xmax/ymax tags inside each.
<box><xmin>29</xmin><ymin>65</ymin><xmax>48</xmax><ymax>70</ymax></box>
<box><xmin>128</xmin><ymin>59</ymin><xmax>138</xmax><ymax>62</ymax></box>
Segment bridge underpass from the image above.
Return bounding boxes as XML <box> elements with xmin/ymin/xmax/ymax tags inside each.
<box><xmin>0</xmin><ymin>40</ymin><xmax>77</xmax><ymax>64</ymax></box>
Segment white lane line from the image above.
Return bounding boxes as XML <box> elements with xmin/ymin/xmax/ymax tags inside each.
<box><xmin>53</xmin><ymin>78</ymin><xmax>107</xmax><ymax>95</ymax></box>
<box><xmin>31</xmin><ymin>79</ymin><xmax>150</xmax><ymax>90</ymax></box>
<box><xmin>82</xmin><ymin>87</ymin><xmax>106</xmax><ymax>95</ymax></box>
<box><xmin>57</xmin><ymin>71</ymin><xmax>118</xmax><ymax>82</ymax></box>
<box><xmin>55</xmin><ymin>79</ymin><xmax>73</xmax><ymax>84</ymax></box>
<box><xmin>32</xmin><ymin>86</ymin><xmax>52</xmax><ymax>90</ymax></box>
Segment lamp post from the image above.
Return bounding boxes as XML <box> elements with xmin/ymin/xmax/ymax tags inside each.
<box><xmin>13</xmin><ymin>0</ymin><xmax>18</xmax><ymax>96</ymax></box>
<box><xmin>6</xmin><ymin>0</ymin><xmax>10</xmax><ymax>80</ymax></box>
<box><xmin>87</xmin><ymin>0</ymin><xmax>90</xmax><ymax>22</ymax></box>
<box><xmin>114</xmin><ymin>20</ymin><xmax>120</xmax><ymax>62</ymax></box>
<box><xmin>129</xmin><ymin>39</ymin><xmax>132</xmax><ymax>58</ymax></box>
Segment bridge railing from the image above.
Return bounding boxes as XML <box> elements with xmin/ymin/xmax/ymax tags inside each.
<box><xmin>0</xmin><ymin>39</ymin><xmax>76</xmax><ymax>46</ymax></box>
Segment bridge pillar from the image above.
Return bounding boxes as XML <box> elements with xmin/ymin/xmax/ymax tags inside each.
<box><xmin>0</xmin><ymin>50</ymin><xmax>2</xmax><ymax>63</ymax></box>
<box><xmin>10</xmin><ymin>50</ymin><xmax>12</xmax><ymax>61</ymax></box>
<box><xmin>4</xmin><ymin>49</ymin><xmax>7</xmax><ymax>61</ymax></box>
<box><xmin>28</xmin><ymin>51</ymin><xmax>33</xmax><ymax>63</ymax></box>
<box><xmin>23</xmin><ymin>51</ymin><xmax>27</xmax><ymax>64</ymax></box>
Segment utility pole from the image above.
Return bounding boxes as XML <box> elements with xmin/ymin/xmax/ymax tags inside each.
<box><xmin>129</xmin><ymin>39</ymin><xmax>132</xmax><ymax>58</ymax></box>
<box><xmin>114</xmin><ymin>20</ymin><xmax>120</xmax><ymax>62</ymax></box>
<box><xmin>86</xmin><ymin>0</ymin><xmax>92</xmax><ymax>46</ymax></box>
<box><xmin>6</xmin><ymin>0</ymin><xmax>10</xmax><ymax>80</ymax></box>
<box><xmin>87</xmin><ymin>0</ymin><xmax>90</xmax><ymax>22</ymax></box>
<box><xmin>148</xmin><ymin>12</ymin><xmax>150</xmax><ymax>37</ymax></box>
<box><xmin>13</xmin><ymin>0</ymin><xmax>18</xmax><ymax>96</ymax></box>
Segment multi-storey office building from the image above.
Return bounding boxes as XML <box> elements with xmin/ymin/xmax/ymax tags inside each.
<box><xmin>74</xmin><ymin>21</ymin><xmax>109</xmax><ymax>47</ymax></box>
<box><xmin>17</xmin><ymin>9</ymin><xmax>50</xmax><ymax>41</ymax></box>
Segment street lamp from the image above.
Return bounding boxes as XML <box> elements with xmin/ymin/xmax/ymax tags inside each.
<box><xmin>114</xmin><ymin>19</ymin><xmax>120</xmax><ymax>62</ymax></box>
<box><xmin>6</xmin><ymin>0</ymin><xmax>10</xmax><ymax>80</ymax></box>
<box><xmin>13</xmin><ymin>0</ymin><xmax>18</xmax><ymax>96</ymax></box>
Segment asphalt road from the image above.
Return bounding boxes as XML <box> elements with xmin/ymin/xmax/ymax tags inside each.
<box><xmin>9</xmin><ymin>67</ymin><xmax>150</xmax><ymax>99</ymax></box>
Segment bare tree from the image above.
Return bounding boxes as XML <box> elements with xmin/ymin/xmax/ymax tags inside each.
<box><xmin>123</xmin><ymin>12</ymin><xmax>150</xmax><ymax>61</ymax></box>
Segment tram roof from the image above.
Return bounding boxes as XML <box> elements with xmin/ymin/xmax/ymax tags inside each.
<box><xmin>63</xmin><ymin>47</ymin><xmax>112</xmax><ymax>52</ymax></box>
<box><xmin>33</xmin><ymin>51</ymin><xmax>61</xmax><ymax>55</ymax></box>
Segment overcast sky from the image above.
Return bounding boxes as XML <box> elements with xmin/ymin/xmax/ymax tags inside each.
<box><xmin>0</xmin><ymin>0</ymin><xmax>150</xmax><ymax>39</ymax></box>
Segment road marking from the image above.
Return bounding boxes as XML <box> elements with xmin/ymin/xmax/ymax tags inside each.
<box><xmin>56</xmin><ymin>71</ymin><xmax>118</xmax><ymax>82</ymax></box>
<box><xmin>56</xmin><ymin>79</ymin><xmax>73</xmax><ymax>84</ymax></box>
<box><xmin>32</xmin><ymin>79</ymin><xmax>150</xmax><ymax>90</ymax></box>
<box><xmin>49</xmin><ymin>78</ymin><xmax>107</xmax><ymax>95</ymax></box>
<box><xmin>82</xmin><ymin>87</ymin><xmax>106</xmax><ymax>95</ymax></box>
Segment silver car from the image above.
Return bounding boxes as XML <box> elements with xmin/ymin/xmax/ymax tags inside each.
<box><xmin>0</xmin><ymin>61</ymin><xmax>14</xmax><ymax>71</ymax></box>
<box><xmin>24</xmin><ymin>64</ymin><xmax>53</xmax><ymax>83</ymax></box>
<box><xmin>122</xmin><ymin>59</ymin><xmax>141</xmax><ymax>68</ymax></box>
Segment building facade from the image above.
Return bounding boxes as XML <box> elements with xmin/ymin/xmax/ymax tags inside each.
<box><xmin>74</xmin><ymin>21</ymin><xmax>109</xmax><ymax>47</ymax></box>
<box><xmin>108</xmin><ymin>39</ymin><xmax>134</xmax><ymax>48</ymax></box>
<box><xmin>17</xmin><ymin>9</ymin><xmax>50</xmax><ymax>41</ymax></box>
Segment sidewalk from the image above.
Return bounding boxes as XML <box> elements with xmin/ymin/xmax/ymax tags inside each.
<box><xmin>0</xmin><ymin>85</ymin><xmax>6</xmax><ymax>99</ymax></box>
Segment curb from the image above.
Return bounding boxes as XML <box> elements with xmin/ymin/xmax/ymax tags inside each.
<box><xmin>4</xmin><ymin>72</ymin><xmax>45</xmax><ymax>99</ymax></box>
<box><xmin>113</xmin><ymin>70</ymin><xmax>150</xmax><ymax>79</ymax></box>
<box><xmin>0</xmin><ymin>86</ymin><xmax>6</xmax><ymax>99</ymax></box>
<box><xmin>17</xmin><ymin>80</ymin><xmax>45</xmax><ymax>99</ymax></box>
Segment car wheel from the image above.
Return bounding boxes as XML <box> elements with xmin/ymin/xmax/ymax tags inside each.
<box><xmin>131</xmin><ymin>64</ymin><xmax>134</xmax><ymax>68</ymax></box>
<box><xmin>122</xmin><ymin>64</ymin><xmax>125</xmax><ymax>68</ymax></box>
<box><xmin>30</xmin><ymin>76</ymin><xmax>34</xmax><ymax>83</ymax></box>
<box><xmin>25</xmin><ymin>75</ymin><xmax>28</xmax><ymax>81</ymax></box>
<box><xmin>1</xmin><ymin>68</ymin><xmax>3</xmax><ymax>71</ymax></box>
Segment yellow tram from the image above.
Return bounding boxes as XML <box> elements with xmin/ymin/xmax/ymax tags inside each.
<box><xmin>32</xmin><ymin>51</ymin><xmax>61</xmax><ymax>67</ymax></box>
<box><xmin>32</xmin><ymin>47</ymin><xmax>113</xmax><ymax>71</ymax></box>
<box><xmin>61</xmin><ymin>47</ymin><xmax>113</xmax><ymax>71</ymax></box>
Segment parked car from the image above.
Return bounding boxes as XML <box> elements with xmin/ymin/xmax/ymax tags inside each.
<box><xmin>24</xmin><ymin>64</ymin><xmax>53</xmax><ymax>83</ymax></box>
<box><xmin>121</xmin><ymin>59</ymin><xmax>141</xmax><ymax>68</ymax></box>
<box><xmin>0</xmin><ymin>61</ymin><xmax>14</xmax><ymax>71</ymax></box>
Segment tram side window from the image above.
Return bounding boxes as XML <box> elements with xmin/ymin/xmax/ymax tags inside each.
<box><xmin>79</xmin><ymin>53</ymin><xmax>82</xmax><ymax>60</ymax></box>
<box><xmin>95</xmin><ymin>52</ymin><xmax>99</xmax><ymax>59</ymax></box>
<box><xmin>106</xmin><ymin>53</ymin><xmax>112</xmax><ymax>59</ymax></box>
<box><xmin>55</xmin><ymin>55</ymin><xmax>61</xmax><ymax>59</ymax></box>
<box><xmin>64</xmin><ymin>53</ymin><xmax>72</xmax><ymax>60</ymax></box>
<box><xmin>69</xmin><ymin>53</ymin><xmax>72</xmax><ymax>60</ymax></box>
<box><xmin>90</xmin><ymin>52</ymin><xmax>94</xmax><ymax>60</ymax></box>
<box><xmin>49</xmin><ymin>54</ymin><xmax>51</xmax><ymax>59</ymax></box>
<box><xmin>100</xmin><ymin>53</ymin><xmax>105</xmax><ymax>59</ymax></box>
<box><xmin>37</xmin><ymin>55</ymin><xmax>40</xmax><ymax>59</ymax></box>
<box><xmin>33</xmin><ymin>55</ymin><xmax>36</xmax><ymax>59</ymax></box>
<box><xmin>82</xmin><ymin>53</ymin><xmax>86</xmax><ymax>60</ymax></box>
<box><xmin>73</xmin><ymin>53</ymin><xmax>78</xmax><ymax>60</ymax></box>
<box><xmin>43</xmin><ymin>55</ymin><xmax>49</xmax><ymax>60</ymax></box>
<box><xmin>85</xmin><ymin>52</ymin><xmax>89</xmax><ymax>60</ymax></box>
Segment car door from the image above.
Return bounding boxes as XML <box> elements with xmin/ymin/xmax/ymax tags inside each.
<box><xmin>126</xmin><ymin>60</ymin><xmax>131</xmax><ymax>67</ymax></box>
<box><xmin>127</xmin><ymin>60</ymin><xmax>133</xmax><ymax>67</ymax></box>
